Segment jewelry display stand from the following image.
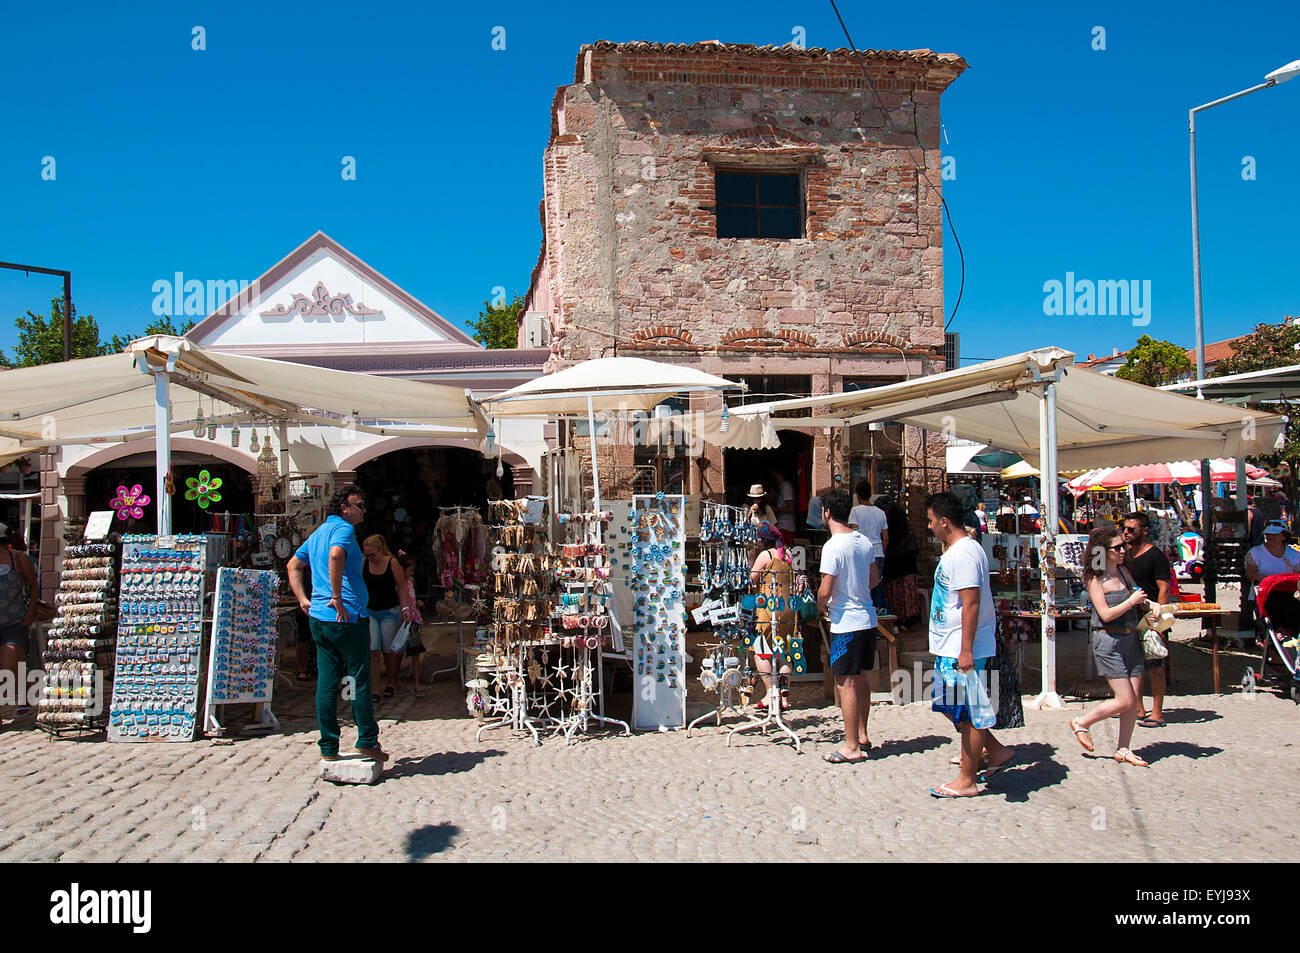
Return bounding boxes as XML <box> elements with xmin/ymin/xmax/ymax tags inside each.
<box><xmin>727</xmin><ymin>640</ymin><xmax>802</xmax><ymax>752</ymax></box>
<box><xmin>559</xmin><ymin>639</ymin><xmax>630</xmax><ymax>744</ymax></box>
<box><xmin>686</xmin><ymin>641</ymin><xmax>747</xmax><ymax>733</ymax></box>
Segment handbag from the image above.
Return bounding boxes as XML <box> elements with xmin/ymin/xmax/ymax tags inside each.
<box><xmin>1141</xmin><ymin>626</ymin><xmax>1169</xmax><ymax>660</ymax></box>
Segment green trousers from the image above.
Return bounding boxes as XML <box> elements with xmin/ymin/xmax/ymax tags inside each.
<box><xmin>309</xmin><ymin>617</ymin><xmax>379</xmax><ymax>756</ymax></box>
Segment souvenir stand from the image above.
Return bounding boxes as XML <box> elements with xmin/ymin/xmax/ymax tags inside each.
<box><xmin>685</xmin><ymin>502</ymin><xmax>752</xmax><ymax>733</ymax></box>
<box><xmin>203</xmin><ymin>567</ymin><xmax>280</xmax><ymax>737</ymax></box>
<box><xmin>36</xmin><ymin>535</ymin><xmax>119</xmax><ymax>738</ymax></box>
<box><xmin>428</xmin><ymin>505</ymin><xmax>489</xmax><ymax>684</ymax></box>
<box><xmin>108</xmin><ymin>534</ymin><xmax>208</xmax><ymax>742</ymax></box>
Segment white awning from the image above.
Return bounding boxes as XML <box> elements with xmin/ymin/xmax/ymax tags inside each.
<box><xmin>0</xmin><ymin>335</ymin><xmax>487</xmax><ymax>447</ymax></box>
<box><xmin>731</xmin><ymin>347</ymin><xmax>1284</xmax><ymax>470</ymax></box>
<box><xmin>481</xmin><ymin>357</ymin><xmax>741</xmax><ymax>417</ymax></box>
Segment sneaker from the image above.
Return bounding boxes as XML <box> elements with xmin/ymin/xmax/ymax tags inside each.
<box><xmin>353</xmin><ymin>746</ymin><xmax>389</xmax><ymax>763</ymax></box>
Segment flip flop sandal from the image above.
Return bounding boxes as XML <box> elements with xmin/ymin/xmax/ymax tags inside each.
<box><xmin>929</xmin><ymin>783</ymin><xmax>978</xmax><ymax>798</ymax></box>
<box><xmin>1138</xmin><ymin>718</ymin><xmax>1166</xmax><ymax>728</ymax></box>
<box><xmin>1070</xmin><ymin>719</ymin><xmax>1095</xmax><ymax>752</ymax></box>
<box><xmin>297</xmin><ymin>672</ymin><xmax>311</xmax><ymax>682</ymax></box>
<box><xmin>824</xmin><ymin>750</ymin><xmax>867</xmax><ymax>764</ymax></box>
<box><xmin>978</xmin><ymin>752</ymin><xmax>1019</xmax><ymax>780</ymax></box>
<box><xmin>949</xmin><ymin>753</ymin><xmax>990</xmax><ymax>766</ymax></box>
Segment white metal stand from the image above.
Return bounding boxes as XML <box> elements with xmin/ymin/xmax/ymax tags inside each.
<box><xmin>727</xmin><ymin>643</ymin><xmax>801</xmax><ymax>752</ymax></box>
<box><xmin>687</xmin><ymin>643</ymin><xmax>747</xmax><ymax>734</ymax></box>
<box><xmin>559</xmin><ymin>642</ymin><xmax>630</xmax><ymax>744</ymax></box>
<box><xmin>1030</xmin><ymin>374</ymin><xmax>1064</xmax><ymax>710</ymax></box>
<box><xmin>429</xmin><ymin>619</ymin><xmax>464</xmax><ymax>684</ymax></box>
<box><xmin>475</xmin><ymin>644</ymin><xmax>543</xmax><ymax>746</ymax></box>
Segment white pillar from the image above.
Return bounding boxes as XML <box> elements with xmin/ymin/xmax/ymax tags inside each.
<box><xmin>587</xmin><ymin>394</ymin><xmax>601</xmax><ymax>512</ymax></box>
<box><xmin>154</xmin><ymin>371</ymin><xmax>172</xmax><ymax>536</ymax></box>
<box><xmin>1030</xmin><ymin>379</ymin><xmax>1063</xmax><ymax>710</ymax></box>
<box><xmin>1235</xmin><ymin>457</ymin><xmax>1248</xmax><ymax>509</ymax></box>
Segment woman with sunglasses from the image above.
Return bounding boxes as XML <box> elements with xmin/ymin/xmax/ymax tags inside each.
<box><xmin>1070</xmin><ymin>526</ymin><xmax>1152</xmax><ymax>766</ymax></box>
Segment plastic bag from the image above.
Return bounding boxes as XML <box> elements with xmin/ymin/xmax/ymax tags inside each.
<box><xmin>390</xmin><ymin>620</ymin><xmax>411</xmax><ymax>654</ymax></box>
<box><xmin>962</xmin><ymin>667</ymin><xmax>997</xmax><ymax>730</ymax></box>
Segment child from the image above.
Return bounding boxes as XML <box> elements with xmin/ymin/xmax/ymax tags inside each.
<box><xmin>397</xmin><ymin>552</ymin><xmax>427</xmax><ymax>697</ymax></box>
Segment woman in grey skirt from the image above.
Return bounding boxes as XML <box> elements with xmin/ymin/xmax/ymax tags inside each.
<box><xmin>1069</xmin><ymin>525</ymin><xmax>1152</xmax><ymax>766</ymax></box>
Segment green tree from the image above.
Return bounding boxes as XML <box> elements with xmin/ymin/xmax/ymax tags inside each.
<box><xmin>1114</xmin><ymin>334</ymin><xmax>1192</xmax><ymax>387</ymax></box>
<box><xmin>1211</xmin><ymin>317</ymin><xmax>1300</xmax><ymax>468</ymax></box>
<box><xmin>0</xmin><ymin>296</ymin><xmax>107</xmax><ymax>367</ymax></box>
<box><xmin>469</xmin><ymin>293</ymin><xmax>523</xmax><ymax>349</ymax></box>
<box><xmin>0</xmin><ymin>299</ymin><xmax>197</xmax><ymax>368</ymax></box>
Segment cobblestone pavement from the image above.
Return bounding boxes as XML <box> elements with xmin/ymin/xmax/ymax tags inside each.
<box><xmin>0</xmin><ymin>614</ymin><xmax>1294</xmax><ymax>863</ymax></box>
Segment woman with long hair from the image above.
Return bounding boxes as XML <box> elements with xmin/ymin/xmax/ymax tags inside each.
<box><xmin>361</xmin><ymin>534</ymin><xmax>412</xmax><ymax>701</ymax></box>
<box><xmin>1070</xmin><ymin>525</ymin><xmax>1152</xmax><ymax>766</ymax></box>
<box><xmin>748</xmin><ymin>523</ymin><xmax>796</xmax><ymax>711</ymax></box>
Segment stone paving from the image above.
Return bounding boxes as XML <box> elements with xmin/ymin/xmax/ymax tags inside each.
<box><xmin>0</xmin><ymin>615</ymin><xmax>1295</xmax><ymax>863</ymax></box>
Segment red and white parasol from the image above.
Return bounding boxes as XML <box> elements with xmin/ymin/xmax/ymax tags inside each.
<box><xmin>1067</xmin><ymin>459</ymin><xmax>1269</xmax><ymax>497</ymax></box>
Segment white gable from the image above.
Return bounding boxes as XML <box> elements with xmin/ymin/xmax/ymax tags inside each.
<box><xmin>193</xmin><ymin>249</ymin><xmax>451</xmax><ymax>347</ymax></box>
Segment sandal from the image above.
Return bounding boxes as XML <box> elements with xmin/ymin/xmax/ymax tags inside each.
<box><xmin>1138</xmin><ymin>717</ymin><xmax>1166</xmax><ymax>728</ymax></box>
<box><xmin>1070</xmin><ymin>719</ymin><xmax>1094</xmax><ymax>752</ymax></box>
<box><xmin>780</xmin><ymin>690</ymin><xmax>791</xmax><ymax>712</ymax></box>
<box><xmin>929</xmin><ymin>783</ymin><xmax>979</xmax><ymax>798</ymax></box>
<box><xmin>824</xmin><ymin>750</ymin><xmax>867</xmax><ymax>764</ymax></box>
<box><xmin>297</xmin><ymin>672</ymin><xmax>311</xmax><ymax>682</ymax></box>
<box><xmin>1113</xmin><ymin>748</ymin><xmax>1149</xmax><ymax>767</ymax></box>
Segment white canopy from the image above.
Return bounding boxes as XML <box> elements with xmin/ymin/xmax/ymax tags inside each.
<box><xmin>733</xmin><ymin>347</ymin><xmax>1284</xmax><ymax>470</ymax></box>
<box><xmin>0</xmin><ymin>335</ymin><xmax>487</xmax><ymax>446</ymax></box>
<box><xmin>481</xmin><ymin>357</ymin><xmax>742</xmax><ymax>418</ymax></box>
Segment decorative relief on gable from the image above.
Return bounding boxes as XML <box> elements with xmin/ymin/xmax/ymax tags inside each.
<box><xmin>260</xmin><ymin>282</ymin><xmax>383</xmax><ymax>321</ymax></box>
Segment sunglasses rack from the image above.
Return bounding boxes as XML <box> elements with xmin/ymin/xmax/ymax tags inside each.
<box><xmin>36</xmin><ymin>541</ymin><xmax>121</xmax><ymax>740</ymax></box>
<box><xmin>203</xmin><ymin>567</ymin><xmax>281</xmax><ymax>738</ymax></box>
<box><xmin>107</xmin><ymin>535</ymin><xmax>208</xmax><ymax>742</ymax></box>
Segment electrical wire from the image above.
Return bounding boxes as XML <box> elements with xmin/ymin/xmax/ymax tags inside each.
<box><xmin>828</xmin><ymin>0</ymin><xmax>966</xmax><ymax>333</ymax></box>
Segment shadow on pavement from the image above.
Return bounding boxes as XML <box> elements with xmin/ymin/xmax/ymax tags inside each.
<box><xmin>868</xmin><ymin>734</ymin><xmax>951</xmax><ymax>758</ymax></box>
<box><xmin>1135</xmin><ymin>741</ymin><xmax>1224</xmax><ymax>764</ymax></box>
<box><xmin>406</xmin><ymin>823</ymin><xmax>460</xmax><ymax>860</ymax></box>
<box><xmin>387</xmin><ymin>749</ymin><xmax>505</xmax><ymax>779</ymax></box>
<box><xmin>1160</xmin><ymin>708</ymin><xmax>1222</xmax><ymax>724</ymax></box>
<box><xmin>984</xmin><ymin>743</ymin><xmax>1067</xmax><ymax>802</ymax></box>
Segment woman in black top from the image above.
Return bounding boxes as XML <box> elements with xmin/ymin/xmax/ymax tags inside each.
<box><xmin>362</xmin><ymin>535</ymin><xmax>411</xmax><ymax>700</ymax></box>
<box><xmin>881</xmin><ymin>503</ymin><xmax>922</xmax><ymax>627</ymax></box>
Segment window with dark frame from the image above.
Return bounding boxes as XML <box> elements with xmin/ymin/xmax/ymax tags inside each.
<box><xmin>714</xmin><ymin>170</ymin><xmax>803</xmax><ymax>239</ymax></box>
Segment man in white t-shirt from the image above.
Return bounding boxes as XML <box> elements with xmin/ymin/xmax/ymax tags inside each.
<box><xmin>925</xmin><ymin>491</ymin><xmax>1016</xmax><ymax>797</ymax></box>
<box><xmin>849</xmin><ymin>479</ymin><xmax>889</xmax><ymax>611</ymax></box>
<box><xmin>817</xmin><ymin>488</ymin><xmax>878</xmax><ymax>764</ymax></box>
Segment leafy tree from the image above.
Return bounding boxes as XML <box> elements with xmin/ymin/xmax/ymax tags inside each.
<box><xmin>1211</xmin><ymin>317</ymin><xmax>1300</xmax><ymax>469</ymax></box>
<box><xmin>469</xmin><ymin>293</ymin><xmax>523</xmax><ymax>349</ymax></box>
<box><xmin>1114</xmin><ymin>334</ymin><xmax>1192</xmax><ymax>387</ymax></box>
<box><xmin>0</xmin><ymin>298</ymin><xmax>196</xmax><ymax>367</ymax></box>
<box><xmin>0</xmin><ymin>296</ymin><xmax>106</xmax><ymax>367</ymax></box>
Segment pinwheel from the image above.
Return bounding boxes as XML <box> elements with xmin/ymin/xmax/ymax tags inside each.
<box><xmin>110</xmin><ymin>484</ymin><xmax>150</xmax><ymax>521</ymax></box>
<box><xmin>185</xmin><ymin>470</ymin><xmax>223</xmax><ymax>509</ymax></box>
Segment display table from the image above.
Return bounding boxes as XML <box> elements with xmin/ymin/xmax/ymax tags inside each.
<box><xmin>996</xmin><ymin>607</ymin><xmax>1232</xmax><ymax>694</ymax></box>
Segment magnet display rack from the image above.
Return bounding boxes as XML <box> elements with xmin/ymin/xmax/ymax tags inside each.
<box><xmin>203</xmin><ymin>567</ymin><xmax>280</xmax><ymax>737</ymax></box>
<box><xmin>629</xmin><ymin>493</ymin><xmax>687</xmax><ymax>730</ymax></box>
<box><xmin>107</xmin><ymin>535</ymin><xmax>208</xmax><ymax>743</ymax></box>
<box><xmin>36</xmin><ymin>541</ymin><xmax>120</xmax><ymax>739</ymax></box>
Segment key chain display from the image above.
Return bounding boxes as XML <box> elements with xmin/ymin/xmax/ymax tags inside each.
<box><xmin>108</xmin><ymin>535</ymin><xmax>208</xmax><ymax>742</ymax></box>
<box><xmin>203</xmin><ymin>567</ymin><xmax>280</xmax><ymax>736</ymax></box>
<box><xmin>630</xmin><ymin>493</ymin><xmax>687</xmax><ymax>730</ymax></box>
<box><xmin>36</xmin><ymin>541</ymin><xmax>120</xmax><ymax>737</ymax></box>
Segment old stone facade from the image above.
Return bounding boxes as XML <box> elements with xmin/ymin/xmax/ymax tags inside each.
<box><xmin>524</xmin><ymin>41</ymin><xmax>966</xmax><ymax>506</ymax></box>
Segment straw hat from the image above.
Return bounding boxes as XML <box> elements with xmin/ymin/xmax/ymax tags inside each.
<box><xmin>747</xmin><ymin>483</ymin><xmax>766</xmax><ymax>498</ymax></box>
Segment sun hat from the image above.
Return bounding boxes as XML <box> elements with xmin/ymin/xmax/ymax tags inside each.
<box><xmin>1263</xmin><ymin>519</ymin><xmax>1288</xmax><ymax>535</ymax></box>
<box><xmin>747</xmin><ymin>483</ymin><xmax>766</xmax><ymax>498</ymax></box>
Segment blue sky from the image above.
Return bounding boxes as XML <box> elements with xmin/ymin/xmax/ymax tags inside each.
<box><xmin>1</xmin><ymin>0</ymin><xmax>1297</xmax><ymax>365</ymax></box>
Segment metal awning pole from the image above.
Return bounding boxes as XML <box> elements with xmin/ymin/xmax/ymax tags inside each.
<box><xmin>587</xmin><ymin>394</ymin><xmax>602</xmax><ymax>512</ymax></box>
<box><xmin>1031</xmin><ymin>379</ymin><xmax>1063</xmax><ymax>709</ymax></box>
<box><xmin>154</xmin><ymin>370</ymin><xmax>172</xmax><ymax>535</ymax></box>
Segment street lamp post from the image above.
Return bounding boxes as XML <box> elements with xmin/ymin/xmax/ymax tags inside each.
<box><xmin>0</xmin><ymin>261</ymin><xmax>74</xmax><ymax>361</ymax></box>
<box><xmin>1189</xmin><ymin>58</ymin><xmax>1300</xmax><ymax>601</ymax></box>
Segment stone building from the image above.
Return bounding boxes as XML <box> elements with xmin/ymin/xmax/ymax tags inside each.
<box><xmin>522</xmin><ymin>40</ymin><xmax>966</xmax><ymax>512</ymax></box>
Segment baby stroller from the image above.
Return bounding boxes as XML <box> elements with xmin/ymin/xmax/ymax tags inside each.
<box><xmin>1248</xmin><ymin>573</ymin><xmax>1300</xmax><ymax>703</ymax></box>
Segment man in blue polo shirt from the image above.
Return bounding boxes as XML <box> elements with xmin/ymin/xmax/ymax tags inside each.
<box><xmin>287</xmin><ymin>483</ymin><xmax>387</xmax><ymax>763</ymax></box>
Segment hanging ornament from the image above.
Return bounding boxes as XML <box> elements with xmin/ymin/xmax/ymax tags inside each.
<box><xmin>110</xmin><ymin>484</ymin><xmax>150</xmax><ymax>521</ymax></box>
<box><xmin>231</xmin><ymin>425</ymin><xmax>240</xmax><ymax>448</ymax></box>
<box><xmin>249</xmin><ymin>425</ymin><xmax>260</xmax><ymax>454</ymax></box>
<box><xmin>193</xmin><ymin>406</ymin><xmax>205</xmax><ymax>438</ymax></box>
<box><xmin>719</xmin><ymin>399</ymin><xmax>730</xmax><ymax>436</ymax></box>
<box><xmin>256</xmin><ymin>441</ymin><xmax>280</xmax><ymax>500</ymax></box>
<box><xmin>165</xmin><ymin>471</ymin><xmax>176</xmax><ymax>496</ymax></box>
<box><xmin>496</xmin><ymin>451</ymin><xmax>504</xmax><ymax>480</ymax></box>
<box><xmin>185</xmin><ymin>469</ymin><xmax>223</xmax><ymax>509</ymax></box>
